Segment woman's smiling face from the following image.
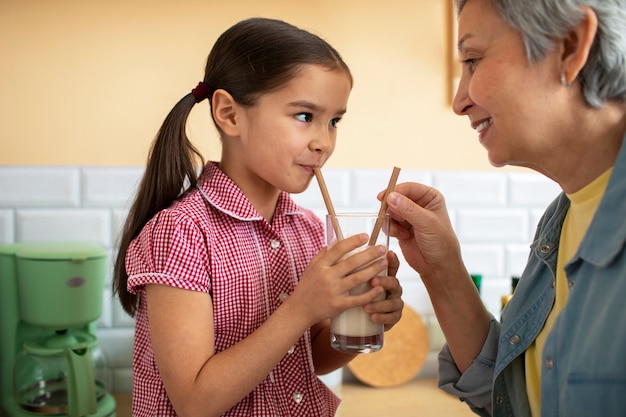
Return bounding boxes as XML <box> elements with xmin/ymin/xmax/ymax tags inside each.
<box><xmin>452</xmin><ymin>0</ymin><xmax>565</xmax><ymax>170</ymax></box>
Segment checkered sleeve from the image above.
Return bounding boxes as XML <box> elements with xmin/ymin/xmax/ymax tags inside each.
<box><xmin>126</xmin><ymin>208</ymin><xmax>210</xmax><ymax>294</ymax></box>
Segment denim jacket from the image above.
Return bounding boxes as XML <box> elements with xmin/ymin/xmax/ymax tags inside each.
<box><xmin>438</xmin><ymin>135</ymin><xmax>626</xmax><ymax>417</ymax></box>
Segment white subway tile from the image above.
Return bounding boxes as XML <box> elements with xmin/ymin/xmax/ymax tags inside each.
<box><xmin>395</xmin><ymin>256</ymin><xmax>421</xmax><ymax>282</ymax></box>
<box><xmin>103</xmin><ymin>248</ymin><xmax>114</xmax><ymax>287</ymax></box>
<box><xmin>508</xmin><ymin>173</ymin><xmax>561</xmax><ymax>208</ymax></box>
<box><xmin>98</xmin><ymin>289</ymin><xmax>114</xmax><ymax>328</ymax></box>
<box><xmin>292</xmin><ymin>169</ymin><xmax>352</xmax><ymax>210</ymax></box>
<box><xmin>398</xmin><ymin>170</ymin><xmax>433</xmax><ymax>187</ymax></box>
<box><xmin>0</xmin><ymin>209</ymin><xmax>15</xmax><ymax>243</ymax></box>
<box><xmin>113</xmin><ymin>301</ymin><xmax>136</xmax><ymax>328</ymax></box>
<box><xmin>433</xmin><ymin>171</ymin><xmax>507</xmax><ymax>208</ymax></box>
<box><xmin>399</xmin><ymin>277</ymin><xmax>433</xmax><ymax>317</ymax></box>
<box><xmin>82</xmin><ymin>167</ymin><xmax>143</xmax><ymax>208</ymax></box>
<box><xmin>506</xmin><ymin>244</ymin><xmax>532</xmax><ymax>278</ymax></box>
<box><xmin>460</xmin><ymin>244</ymin><xmax>506</xmax><ymax>277</ymax></box>
<box><xmin>112</xmin><ymin>209</ymin><xmax>129</xmax><ymax>251</ymax></box>
<box><xmin>350</xmin><ymin>169</ymin><xmax>398</xmax><ymax>210</ymax></box>
<box><xmin>0</xmin><ymin>167</ymin><xmax>80</xmax><ymax>207</ymax></box>
<box><xmin>530</xmin><ymin>208</ymin><xmax>547</xmax><ymax>237</ymax></box>
<box><xmin>448</xmin><ymin>209</ymin><xmax>458</xmax><ymax>234</ymax></box>
<box><xmin>16</xmin><ymin>209</ymin><xmax>112</xmax><ymax>246</ymax></box>
<box><xmin>423</xmin><ymin>314</ymin><xmax>446</xmax><ymax>352</ymax></box>
<box><xmin>324</xmin><ymin>169</ymin><xmax>353</xmax><ymax>208</ymax></box>
<box><xmin>456</xmin><ymin>209</ymin><xmax>529</xmax><ymax>243</ymax></box>
<box><xmin>96</xmin><ymin>327</ymin><xmax>134</xmax><ymax>368</ymax></box>
<box><xmin>350</xmin><ymin>169</ymin><xmax>432</xmax><ymax>209</ymax></box>
<box><xmin>112</xmin><ymin>368</ymin><xmax>133</xmax><ymax>393</ymax></box>
<box><xmin>290</xmin><ymin>186</ymin><xmax>323</xmax><ymax>210</ymax></box>
<box><xmin>481</xmin><ymin>279</ymin><xmax>511</xmax><ymax>318</ymax></box>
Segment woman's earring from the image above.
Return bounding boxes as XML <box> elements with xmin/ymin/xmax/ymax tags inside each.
<box><xmin>560</xmin><ymin>72</ymin><xmax>572</xmax><ymax>88</ymax></box>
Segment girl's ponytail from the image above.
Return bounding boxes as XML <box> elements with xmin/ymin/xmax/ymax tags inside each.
<box><xmin>113</xmin><ymin>93</ymin><xmax>204</xmax><ymax>316</ymax></box>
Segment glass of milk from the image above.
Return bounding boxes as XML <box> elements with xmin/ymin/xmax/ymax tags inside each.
<box><xmin>326</xmin><ymin>213</ymin><xmax>390</xmax><ymax>354</ymax></box>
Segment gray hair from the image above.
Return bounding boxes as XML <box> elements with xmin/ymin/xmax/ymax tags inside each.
<box><xmin>454</xmin><ymin>0</ymin><xmax>626</xmax><ymax>107</ymax></box>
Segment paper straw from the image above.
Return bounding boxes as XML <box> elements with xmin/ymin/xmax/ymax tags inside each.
<box><xmin>314</xmin><ymin>168</ymin><xmax>344</xmax><ymax>241</ymax></box>
<box><xmin>368</xmin><ymin>166</ymin><xmax>401</xmax><ymax>246</ymax></box>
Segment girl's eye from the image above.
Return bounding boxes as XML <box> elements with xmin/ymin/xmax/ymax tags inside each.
<box><xmin>329</xmin><ymin>117</ymin><xmax>342</xmax><ymax>128</ymax></box>
<box><xmin>295</xmin><ymin>113</ymin><xmax>313</xmax><ymax>123</ymax></box>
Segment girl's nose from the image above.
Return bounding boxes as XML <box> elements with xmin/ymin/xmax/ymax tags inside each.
<box><xmin>310</xmin><ymin>128</ymin><xmax>333</xmax><ymax>153</ymax></box>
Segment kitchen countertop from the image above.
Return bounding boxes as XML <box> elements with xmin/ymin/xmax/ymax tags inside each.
<box><xmin>112</xmin><ymin>377</ymin><xmax>474</xmax><ymax>416</ymax></box>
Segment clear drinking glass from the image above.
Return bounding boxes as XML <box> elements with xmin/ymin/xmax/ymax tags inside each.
<box><xmin>326</xmin><ymin>213</ymin><xmax>389</xmax><ymax>354</ymax></box>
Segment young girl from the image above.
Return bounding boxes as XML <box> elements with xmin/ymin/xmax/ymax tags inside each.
<box><xmin>113</xmin><ymin>17</ymin><xmax>404</xmax><ymax>417</ymax></box>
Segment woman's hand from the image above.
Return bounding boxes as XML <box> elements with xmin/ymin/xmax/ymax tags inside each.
<box><xmin>380</xmin><ymin>181</ymin><xmax>490</xmax><ymax>372</ymax></box>
<box><xmin>381</xmin><ymin>182</ymin><xmax>463</xmax><ymax>280</ymax></box>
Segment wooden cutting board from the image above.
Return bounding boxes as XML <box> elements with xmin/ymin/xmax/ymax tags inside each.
<box><xmin>347</xmin><ymin>305</ymin><xmax>430</xmax><ymax>387</ymax></box>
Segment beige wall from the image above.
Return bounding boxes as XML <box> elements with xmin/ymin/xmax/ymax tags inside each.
<box><xmin>0</xmin><ymin>0</ymin><xmax>504</xmax><ymax>171</ymax></box>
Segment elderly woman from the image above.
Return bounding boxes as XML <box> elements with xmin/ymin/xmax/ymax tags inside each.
<box><xmin>382</xmin><ymin>0</ymin><xmax>626</xmax><ymax>416</ymax></box>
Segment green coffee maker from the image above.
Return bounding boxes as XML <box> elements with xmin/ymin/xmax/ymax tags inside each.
<box><xmin>0</xmin><ymin>243</ymin><xmax>116</xmax><ymax>417</ymax></box>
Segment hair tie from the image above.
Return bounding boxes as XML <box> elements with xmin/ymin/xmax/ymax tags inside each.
<box><xmin>191</xmin><ymin>82</ymin><xmax>212</xmax><ymax>103</ymax></box>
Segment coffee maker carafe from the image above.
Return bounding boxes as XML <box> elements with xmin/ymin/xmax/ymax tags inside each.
<box><xmin>0</xmin><ymin>243</ymin><xmax>116</xmax><ymax>417</ymax></box>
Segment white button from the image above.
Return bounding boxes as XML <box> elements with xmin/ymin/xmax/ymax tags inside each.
<box><xmin>279</xmin><ymin>293</ymin><xmax>289</xmax><ymax>302</ymax></box>
<box><xmin>288</xmin><ymin>345</ymin><xmax>295</xmax><ymax>354</ymax></box>
<box><xmin>270</xmin><ymin>239</ymin><xmax>281</xmax><ymax>249</ymax></box>
<box><xmin>293</xmin><ymin>392</ymin><xmax>303</xmax><ymax>404</ymax></box>
<box><xmin>545</xmin><ymin>357</ymin><xmax>553</xmax><ymax>369</ymax></box>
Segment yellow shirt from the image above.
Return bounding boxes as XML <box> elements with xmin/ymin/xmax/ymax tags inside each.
<box><xmin>525</xmin><ymin>167</ymin><xmax>613</xmax><ymax>416</ymax></box>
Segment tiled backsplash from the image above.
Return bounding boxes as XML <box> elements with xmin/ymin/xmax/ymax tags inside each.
<box><xmin>0</xmin><ymin>166</ymin><xmax>561</xmax><ymax>393</ymax></box>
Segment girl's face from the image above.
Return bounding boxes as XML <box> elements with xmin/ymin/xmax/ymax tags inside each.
<box><xmin>222</xmin><ymin>64</ymin><xmax>352</xmax><ymax>199</ymax></box>
<box><xmin>452</xmin><ymin>0</ymin><xmax>566</xmax><ymax>171</ymax></box>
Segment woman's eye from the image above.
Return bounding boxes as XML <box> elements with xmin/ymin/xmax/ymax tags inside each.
<box><xmin>329</xmin><ymin>117</ymin><xmax>342</xmax><ymax>128</ymax></box>
<box><xmin>461</xmin><ymin>58</ymin><xmax>479</xmax><ymax>72</ymax></box>
<box><xmin>295</xmin><ymin>113</ymin><xmax>313</xmax><ymax>123</ymax></box>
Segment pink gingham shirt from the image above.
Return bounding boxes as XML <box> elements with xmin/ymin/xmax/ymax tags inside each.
<box><xmin>126</xmin><ymin>162</ymin><xmax>340</xmax><ymax>416</ymax></box>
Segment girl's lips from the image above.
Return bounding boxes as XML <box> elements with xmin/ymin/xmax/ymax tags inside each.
<box><xmin>300</xmin><ymin>164</ymin><xmax>318</xmax><ymax>174</ymax></box>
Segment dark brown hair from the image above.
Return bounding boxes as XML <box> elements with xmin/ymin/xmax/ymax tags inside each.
<box><xmin>113</xmin><ymin>17</ymin><xmax>352</xmax><ymax>316</ymax></box>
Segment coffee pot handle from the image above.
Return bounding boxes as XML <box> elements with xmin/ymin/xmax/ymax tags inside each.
<box><xmin>65</xmin><ymin>344</ymin><xmax>97</xmax><ymax>417</ymax></box>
